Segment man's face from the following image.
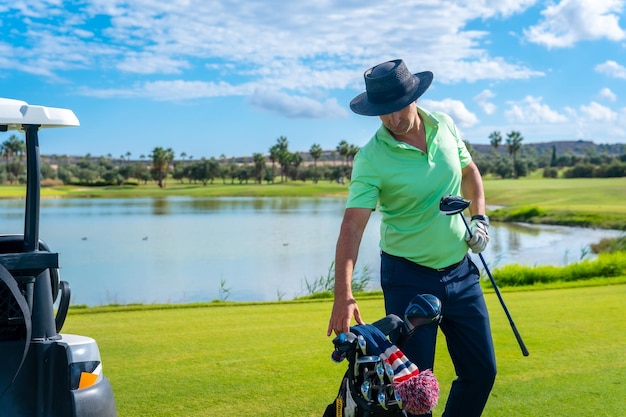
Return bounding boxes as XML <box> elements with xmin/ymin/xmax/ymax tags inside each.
<box><xmin>378</xmin><ymin>101</ymin><xmax>418</xmax><ymax>136</ymax></box>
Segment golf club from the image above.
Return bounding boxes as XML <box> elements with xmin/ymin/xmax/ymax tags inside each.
<box><xmin>377</xmin><ymin>389</ymin><xmax>388</xmax><ymax>410</ymax></box>
<box><xmin>360</xmin><ymin>380</ymin><xmax>371</xmax><ymax>401</ymax></box>
<box><xmin>375</xmin><ymin>360</ymin><xmax>385</xmax><ymax>384</ymax></box>
<box><xmin>331</xmin><ymin>331</ymin><xmax>357</xmax><ymax>362</ymax></box>
<box><xmin>439</xmin><ymin>194</ymin><xmax>530</xmax><ymax>357</ymax></box>
<box><xmin>394</xmin><ymin>390</ymin><xmax>403</xmax><ymax>409</ymax></box>
<box><xmin>357</xmin><ymin>335</ymin><xmax>367</xmax><ymax>355</ymax></box>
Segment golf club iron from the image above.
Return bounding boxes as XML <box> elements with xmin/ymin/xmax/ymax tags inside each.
<box><xmin>360</xmin><ymin>380</ymin><xmax>371</xmax><ymax>401</ymax></box>
<box><xmin>439</xmin><ymin>194</ymin><xmax>529</xmax><ymax>357</ymax></box>
<box><xmin>377</xmin><ymin>389</ymin><xmax>388</xmax><ymax>410</ymax></box>
<box><xmin>357</xmin><ymin>335</ymin><xmax>367</xmax><ymax>355</ymax></box>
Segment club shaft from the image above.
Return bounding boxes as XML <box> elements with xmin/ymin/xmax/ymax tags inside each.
<box><xmin>461</xmin><ymin>215</ymin><xmax>529</xmax><ymax>357</ymax></box>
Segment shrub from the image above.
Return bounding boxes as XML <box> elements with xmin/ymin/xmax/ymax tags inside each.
<box><xmin>542</xmin><ymin>167</ymin><xmax>558</xmax><ymax>178</ymax></box>
<box><xmin>489</xmin><ymin>251</ymin><xmax>626</xmax><ymax>287</ymax></box>
<box><xmin>563</xmin><ymin>163</ymin><xmax>594</xmax><ymax>178</ymax></box>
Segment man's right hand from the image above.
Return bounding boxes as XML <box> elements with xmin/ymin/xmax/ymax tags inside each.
<box><xmin>327</xmin><ymin>297</ymin><xmax>364</xmax><ymax>336</ymax></box>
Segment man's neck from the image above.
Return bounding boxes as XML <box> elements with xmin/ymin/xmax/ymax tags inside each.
<box><xmin>393</xmin><ymin>115</ymin><xmax>426</xmax><ymax>152</ymax></box>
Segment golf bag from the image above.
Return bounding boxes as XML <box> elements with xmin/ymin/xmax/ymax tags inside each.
<box><xmin>323</xmin><ymin>294</ymin><xmax>442</xmax><ymax>417</ymax></box>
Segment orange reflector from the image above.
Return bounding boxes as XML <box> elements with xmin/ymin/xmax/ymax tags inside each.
<box><xmin>78</xmin><ymin>372</ymin><xmax>98</xmax><ymax>389</ymax></box>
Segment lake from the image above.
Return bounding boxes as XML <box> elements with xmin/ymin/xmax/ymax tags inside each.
<box><xmin>0</xmin><ymin>197</ymin><xmax>622</xmax><ymax>306</ymax></box>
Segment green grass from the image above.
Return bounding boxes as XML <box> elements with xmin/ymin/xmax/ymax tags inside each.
<box><xmin>61</xmin><ymin>284</ymin><xmax>626</xmax><ymax>417</ymax></box>
<box><xmin>0</xmin><ymin>181</ymin><xmax>350</xmax><ymax>199</ymax></box>
<box><xmin>484</xmin><ymin>177</ymin><xmax>626</xmax><ymax>229</ymax></box>
<box><xmin>489</xmin><ymin>251</ymin><xmax>626</xmax><ymax>287</ymax></box>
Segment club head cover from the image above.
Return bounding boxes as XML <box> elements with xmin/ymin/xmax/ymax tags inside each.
<box><xmin>404</xmin><ymin>294</ymin><xmax>442</xmax><ymax>333</ymax></box>
<box><xmin>350</xmin><ymin>324</ymin><xmax>439</xmax><ymax>415</ymax></box>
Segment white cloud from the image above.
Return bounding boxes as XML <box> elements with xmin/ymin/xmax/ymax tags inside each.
<box><xmin>579</xmin><ymin>101</ymin><xmax>618</xmax><ymax>122</ymax></box>
<box><xmin>421</xmin><ymin>98</ymin><xmax>479</xmax><ymax>127</ymax></box>
<box><xmin>79</xmin><ymin>79</ymin><xmax>254</xmax><ymax>100</ymax></box>
<box><xmin>0</xmin><ymin>0</ymin><xmax>544</xmax><ymax>87</ymax></box>
<box><xmin>474</xmin><ymin>89</ymin><xmax>497</xmax><ymax>115</ymax></box>
<box><xmin>595</xmin><ymin>60</ymin><xmax>626</xmax><ymax>79</ymax></box>
<box><xmin>248</xmin><ymin>89</ymin><xmax>349</xmax><ymax>119</ymax></box>
<box><xmin>116</xmin><ymin>53</ymin><xmax>191</xmax><ymax>75</ymax></box>
<box><xmin>524</xmin><ymin>0</ymin><xmax>626</xmax><ymax>48</ymax></box>
<box><xmin>439</xmin><ymin>58</ymin><xmax>544</xmax><ymax>83</ymax></box>
<box><xmin>599</xmin><ymin>87</ymin><xmax>617</xmax><ymax>102</ymax></box>
<box><xmin>505</xmin><ymin>96</ymin><xmax>569</xmax><ymax>123</ymax></box>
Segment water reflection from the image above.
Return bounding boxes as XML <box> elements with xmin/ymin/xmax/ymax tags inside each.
<box><xmin>0</xmin><ymin>197</ymin><xmax>622</xmax><ymax>306</ymax></box>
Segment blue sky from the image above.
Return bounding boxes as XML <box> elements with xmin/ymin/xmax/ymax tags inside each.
<box><xmin>2</xmin><ymin>0</ymin><xmax>626</xmax><ymax>160</ymax></box>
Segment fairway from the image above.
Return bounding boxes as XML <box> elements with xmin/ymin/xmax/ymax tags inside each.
<box><xmin>484</xmin><ymin>177</ymin><xmax>626</xmax><ymax>215</ymax></box>
<box><xmin>62</xmin><ymin>284</ymin><xmax>626</xmax><ymax>417</ymax></box>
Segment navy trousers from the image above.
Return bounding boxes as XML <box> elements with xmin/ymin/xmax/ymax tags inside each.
<box><xmin>380</xmin><ymin>252</ymin><xmax>497</xmax><ymax>417</ymax></box>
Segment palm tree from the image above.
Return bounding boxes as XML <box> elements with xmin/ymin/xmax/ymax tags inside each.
<box><xmin>489</xmin><ymin>131</ymin><xmax>502</xmax><ymax>151</ymax></box>
<box><xmin>269</xmin><ymin>145</ymin><xmax>280</xmax><ymax>181</ymax></box>
<box><xmin>337</xmin><ymin>140</ymin><xmax>349</xmax><ymax>166</ymax></box>
<box><xmin>274</xmin><ymin>136</ymin><xmax>290</xmax><ymax>182</ymax></box>
<box><xmin>1</xmin><ymin>135</ymin><xmax>26</xmax><ymax>183</ymax></box>
<box><xmin>290</xmin><ymin>152</ymin><xmax>303</xmax><ymax>181</ymax></box>
<box><xmin>506</xmin><ymin>131</ymin><xmax>524</xmax><ymax>178</ymax></box>
<box><xmin>309</xmin><ymin>143</ymin><xmax>323</xmax><ymax>183</ymax></box>
<box><xmin>347</xmin><ymin>144</ymin><xmax>360</xmax><ymax>166</ymax></box>
<box><xmin>252</xmin><ymin>152</ymin><xmax>266</xmax><ymax>184</ymax></box>
<box><xmin>150</xmin><ymin>147</ymin><xmax>175</xmax><ymax>188</ymax></box>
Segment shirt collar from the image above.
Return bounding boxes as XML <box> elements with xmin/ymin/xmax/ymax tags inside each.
<box><xmin>375</xmin><ymin>106</ymin><xmax>439</xmax><ymax>150</ymax></box>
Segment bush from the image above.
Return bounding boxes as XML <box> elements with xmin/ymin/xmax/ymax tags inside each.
<box><xmin>490</xmin><ymin>206</ymin><xmax>546</xmax><ymax>223</ymax></box>
<box><xmin>542</xmin><ymin>167</ymin><xmax>558</xmax><ymax>178</ymax></box>
<box><xmin>563</xmin><ymin>163</ymin><xmax>594</xmax><ymax>178</ymax></box>
<box><xmin>490</xmin><ymin>251</ymin><xmax>626</xmax><ymax>287</ymax></box>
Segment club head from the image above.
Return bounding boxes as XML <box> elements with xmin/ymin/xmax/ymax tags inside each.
<box><xmin>331</xmin><ymin>331</ymin><xmax>357</xmax><ymax>362</ymax></box>
<box><xmin>375</xmin><ymin>361</ymin><xmax>385</xmax><ymax>383</ymax></box>
<box><xmin>357</xmin><ymin>335</ymin><xmax>367</xmax><ymax>355</ymax></box>
<box><xmin>378</xmin><ymin>390</ymin><xmax>388</xmax><ymax>409</ymax></box>
<box><xmin>404</xmin><ymin>294</ymin><xmax>442</xmax><ymax>333</ymax></box>
<box><xmin>360</xmin><ymin>380</ymin><xmax>371</xmax><ymax>401</ymax></box>
<box><xmin>384</xmin><ymin>362</ymin><xmax>394</xmax><ymax>381</ymax></box>
<box><xmin>355</xmin><ymin>355</ymin><xmax>380</xmax><ymax>365</ymax></box>
<box><xmin>394</xmin><ymin>390</ymin><xmax>403</xmax><ymax>409</ymax></box>
<box><xmin>440</xmin><ymin>194</ymin><xmax>471</xmax><ymax>216</ymax></box>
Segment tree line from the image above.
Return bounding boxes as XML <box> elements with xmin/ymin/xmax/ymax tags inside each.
<box><xmin>0</xmin><ymin>135</ymin><xmax>359</xmax><ymax>187</ymax></box>
<box><xmin>471</xmin><ymin>130</ymin><xmax>626</xmax><ymax>179</ymax></box>
<box><xmin>1</xmin><ymin>131</ymin><xmax>625</xmax><ymax>187</ymax></box>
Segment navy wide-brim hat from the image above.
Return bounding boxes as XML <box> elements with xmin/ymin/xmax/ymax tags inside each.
<box><xmin>350</xmin><ymin>59</ymin><xmax>433</xmax><ymax>116</ymax></box>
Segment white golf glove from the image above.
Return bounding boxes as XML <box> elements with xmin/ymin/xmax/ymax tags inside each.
<box><xmin>465</xmin><ymin>216</ymin><xmax>490</xmax><ymax>254</ymax></box>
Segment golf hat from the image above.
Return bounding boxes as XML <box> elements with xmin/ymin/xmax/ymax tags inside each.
<box><xmin>350</xmin><ymin>59</ymin><xmax>433</xmax><ymax>116</ymax></box>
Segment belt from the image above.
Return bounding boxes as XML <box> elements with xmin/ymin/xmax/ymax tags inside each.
<box><xmin>381</xmin><ymin>251</ymin><xmax>465</xmax><ymax>274</ymax></box>
<box><xmin>436</xmin><ymin>258</ymin><xmax>464</xmax><ymax>272</ymax></box>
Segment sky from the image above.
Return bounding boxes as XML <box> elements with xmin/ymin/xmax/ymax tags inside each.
<box><xmin>1</xmin><ymin>0</ymin><xmax>626</xmax><ymax>160</ymax></box>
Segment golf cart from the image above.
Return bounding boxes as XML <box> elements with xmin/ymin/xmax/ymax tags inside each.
<box><xmin>0</xmin><ymin>98</ymin><xmax>117</xmax><ymax>416</ymax></box>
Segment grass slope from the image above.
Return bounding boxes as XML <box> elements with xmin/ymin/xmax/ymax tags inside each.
<box><xmin>484</xmin><ymin>178</ymin><xmax>626</xmax><ymax>229</ymax></box>
<box><xmin>63</xmin><ymin>284</ymin><xmax>626</xmax><ymax>417</ymax></box>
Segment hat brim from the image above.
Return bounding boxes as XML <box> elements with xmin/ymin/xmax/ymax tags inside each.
<box><xmin>349</xmin><ymin>71</ymin><xmax>433</xmax><ymax>116</ymax></box>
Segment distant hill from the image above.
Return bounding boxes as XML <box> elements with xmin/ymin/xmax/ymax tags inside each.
<box><xmin>469</xmin><ymin>140</ymin><xmax>625</xmax><ymax>157</ymax></box>
<box><xmin>41</xmin><ymin>140</ymin><xmax>625</xmax><ymax>166</ymax></box>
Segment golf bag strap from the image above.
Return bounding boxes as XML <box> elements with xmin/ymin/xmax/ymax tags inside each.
<box><xmin>0</xmin><ymin>263</ymin><xmax>32</xmax><ymax>398</ymax></box>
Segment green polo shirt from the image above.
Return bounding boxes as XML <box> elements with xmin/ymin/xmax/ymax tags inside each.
<box><xmin>347</xmin><ymin>107</ymin><xmax>472</xmax><ymax>269</ymax></box>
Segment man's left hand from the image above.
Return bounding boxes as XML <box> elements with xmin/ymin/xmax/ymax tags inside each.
<box><xmin>465</xmin><ymin>217</ymin><xmax>489</xmax><ymax>253</ymax></box>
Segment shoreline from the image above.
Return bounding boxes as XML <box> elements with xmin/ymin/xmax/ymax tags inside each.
<box><xmin>1</xmin><ymin>178</ymin><xmax>626</xmax><ymax>230</ymax></box>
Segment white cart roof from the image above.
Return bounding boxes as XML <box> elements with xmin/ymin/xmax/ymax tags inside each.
<box><xmin>0</xmin><ymin>98</ymin><xmax>80</xmax><ymax>131</ymax></box>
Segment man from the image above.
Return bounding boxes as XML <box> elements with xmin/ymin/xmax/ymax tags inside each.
<box><xmin>327</xmin><ymin>59</ymin><xmax>496</xmax><ymax>417</ymax></box>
